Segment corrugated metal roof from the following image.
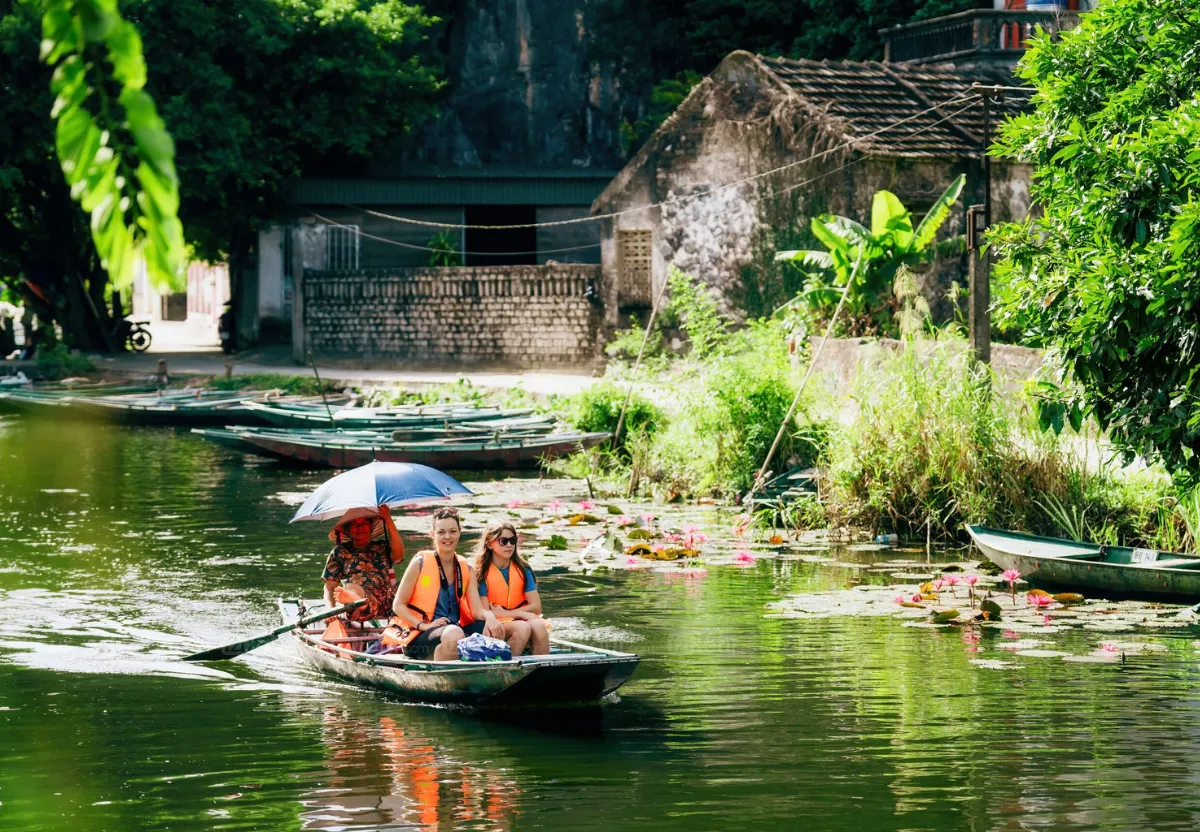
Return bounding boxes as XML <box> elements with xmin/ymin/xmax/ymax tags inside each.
<box><xmin>287</xmin><ymin>172</ymin><xmax>619</xmax><ymax>206</ymax></box>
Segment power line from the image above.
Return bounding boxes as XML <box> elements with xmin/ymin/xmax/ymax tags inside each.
<box><xmin>351</xmin><ymin>91</ymin><xmax>984</xmax><ymax>232</ymax></box>
<box><xmin>307</xmin><ymin>213</ymin><xmax>601</xmax><ymax>257</ymax></box>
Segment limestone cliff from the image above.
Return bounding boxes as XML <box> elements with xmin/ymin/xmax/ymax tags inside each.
<box><xmin>394</xmin><ymin>0</ymin><xmax>638</xmax><ymax>171</ymax></box>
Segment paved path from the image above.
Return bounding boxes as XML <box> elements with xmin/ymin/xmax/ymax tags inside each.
<box><xmin>87</xmin><ymin>346</ymin><xmax>600</xmax><ymax>397</ymax></box>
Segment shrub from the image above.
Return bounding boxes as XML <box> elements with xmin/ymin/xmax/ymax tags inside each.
<box><xmin>34</xmin><ymin>343</ymin><xmax>93</xmax><ymax>380</ymax></box>
<box><xmin>562</xmin><ymin>381</ymin><xmax>664</xmax><ymax>439</ymax></box>
<box><xmin>207</xmin><ymin>373</ymin><xmax>335</xmax><ymax>396</ymax></box>
<box><xmin>666</xmin><ymin>266</ymin><xmax>728</xmax><ymax>360</ymax></box>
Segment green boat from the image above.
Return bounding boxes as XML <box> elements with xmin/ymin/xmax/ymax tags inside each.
<box><xmin>281</xmin><ymin>599</ymin><xmax>639</xmax><ymax>706</ymax></box>
<box><xmin>242</xmin><ymin>400</ymin><xmax>535</xmax><ymax>430</ymax></box>
<box><xmin>966</xmin><ymin>524</ymin><xmax>1200</xmax><ymax>599</ymax></box>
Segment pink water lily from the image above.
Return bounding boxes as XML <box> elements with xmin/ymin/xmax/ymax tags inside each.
<box><xmin>640</xmin><ymin>512</ymin><xmax>656</xmax><ymax>526</ymax></box>
<box><xmin>965</xmin><ymin>574</ymin><xmax>980</xmax><ymax>607</ymax></box>
<box><xmin>931</xmin><ymin>578</ymin><xmax>945</xmax><ymax>599</ymax></box>
<box><xmin>626</xmin><ymin>556</ymin><xmax>640</xmax><ymax>565</ymax></box>
<box><xmin>578</xmin><ymin>500</ymin><xmax>596</xmax><ymax>511</ymax></box>
<box><xmin>731</xmin><ymin>513</ymin><xmax>752</xmax><ymax>538</ymax></box>
<box><xmin>546</xmin><ymin>500</ymin><xmax>565</xmax><ymax>513</ymax></box>
<box><xmin>1043</xmin><ymin>615</ymin><xmax>1053</xmax><ymax>625</ymax></box>
<box><xmin>1101</xmin><ymin>642</ymin><xmax>1119</xmax><ymax>653</ymax></box>
<box><xmin>1027</xmin><ymin>593</ymin><xmax>1055</xmax><ymax>609</ymax></box>
<box><xmin>893</xmin><ymin>594</ymin><xmax>905</xmax><ymax>605</ymax></box>
<box><xmin>615</xmin><ymin>515</ymin><xmax>635</xmax><ymax>527</ymax></box>
<box><xmin>682</xmin><ymin>531</ymin><xmax>708</xmax><ymax>549</ymax></box>
<box><xmin>735</xmin><ymin>550</ymin><xmax>757</xmax><ymax>565</ymax></box>
<box><xmin>506</xmin><ymin>498</ymin><xmax>526</xmax><ymax>509</ymax></box>
<box><xmin>1002</xmin><ymin>568</ymin><xmax>1022</xmax><ymax>604</ymax></box>
<box><xmin>911</xmin><ymin>593</ymin><xmax>923</xmax><ymax>603</ymax></box>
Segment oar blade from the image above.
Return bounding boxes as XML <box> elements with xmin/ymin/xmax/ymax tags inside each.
<box><xmin>181</xmin><ymin>598</ymin><xmax>366</xmax><ymax>662</ymax></box>
<box><xmin>182</xmin><ymin>632</ymin><xmax>279</xmax><ymax>662</ymax></box>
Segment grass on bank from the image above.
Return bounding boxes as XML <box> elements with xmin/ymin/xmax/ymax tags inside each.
<box><xmin>551</xmin><ymin>269</ymin><xmax>1195</xmax><ymax>549</ymax></box>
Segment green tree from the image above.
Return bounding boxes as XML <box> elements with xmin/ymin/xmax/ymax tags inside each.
<box><xmin>990</xmin><ymin>0</ymin><xmax>1200</xmax><ymax>476</ymax></box>
<box><xmin>775</xmin><ymin>174</ymin><xmax>965</xmax><ymax>336</ymax></box>
<box><xmin>1</xmin><ymin>0</ymin><xmax>440</xmax><ymax>349</ymax></box>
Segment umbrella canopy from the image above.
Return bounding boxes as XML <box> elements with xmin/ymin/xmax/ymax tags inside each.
<box><xmin>290</xmin><ymin>461</ymin><xmax>472</xmax><ymax>523</ymax></box>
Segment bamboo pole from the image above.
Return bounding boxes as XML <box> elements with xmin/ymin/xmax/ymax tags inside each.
<box><xmin>746</xmin><ymin>250</ymin><xmax>864</xmax><ymax>502</ymax></box>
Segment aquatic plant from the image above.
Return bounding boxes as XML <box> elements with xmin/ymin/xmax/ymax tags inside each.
<box><xmin>1002</xmin><ymin>569</ymin><xmax>1022</xmax><ymax>605</ymax></box>
<box><xmin>965</xmin><ymin>575</ymin><xmax>979</xmax><ymax>608</ymax></box>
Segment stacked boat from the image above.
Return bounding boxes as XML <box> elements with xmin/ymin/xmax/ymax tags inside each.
<box><xmin>0</xmin><ymin>386</ymin><xmax>347</xmax><ymax>426</ymax></box>
<box><xmin>193</xmin><ymin>400</ymin><xmax>608</xmax><ymax>469</ymax></box>
<box><xmin>2</xmin><ymin>383</ymin><xmax>608</xmax><ymax>469</ymax></box>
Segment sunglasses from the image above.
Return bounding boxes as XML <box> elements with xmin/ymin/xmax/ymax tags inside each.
<box><xmin>497</xmin><ymin>536</ymin><xmax>517</xmax><ymax>546</ymax></box>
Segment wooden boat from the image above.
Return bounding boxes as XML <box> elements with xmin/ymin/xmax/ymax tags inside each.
<box><xmin>67</xmin><ymin>391</ymin><xmax>270</xmax><ymax>426</ymax></box>
<box><xmin>242</xmin><ymin>400</ymin><xmax>535</xmax><ymax>430</ymax></box>
<box><xmin>966</xmin><ymin>524</ymin><xmax>1200</xmax><ymax>599</ymax></box>
<box><xmin>192</xmin><ymin>426</ymin><xmax>610</xmax><ymax>469</ymax></box>
<box><xmin>281</xmin><ymin>599</ymin><xmax>639</xmax><ymax>706</ymax></box>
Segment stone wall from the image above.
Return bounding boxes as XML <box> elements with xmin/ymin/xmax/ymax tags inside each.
<box><xmin>302</xmin><ymin>265</ymin><xmax>603</xmax><ymax>369</ymax></box>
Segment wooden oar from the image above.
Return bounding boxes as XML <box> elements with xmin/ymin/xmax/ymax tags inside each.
<box><xmin>182</xmin><ymin>599</ymin><xmax>366</xmax><ymax>662</ymax></box>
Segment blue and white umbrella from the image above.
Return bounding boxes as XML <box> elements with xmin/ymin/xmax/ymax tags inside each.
<box><xmin>290</xmin><ymin>461</ymin><xmax>473</xmax><ymax>523</ymax></box>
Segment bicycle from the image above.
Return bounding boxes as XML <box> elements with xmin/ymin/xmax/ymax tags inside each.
<box><xmin>113</xmin><ymin>319</ymin><xmax>153</xmax><ymax>352</ymax></box>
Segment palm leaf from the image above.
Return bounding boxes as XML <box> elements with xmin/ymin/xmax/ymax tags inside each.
<box><xmin>913</xmin><ymin>173</ymin><xmax>966</xmax><ymax>252</ymax></box>
<box><xmin>774</xmin><ymin>250</ymin><xmax>834</xmax><ymax>270</ymax></box>
<box><xmin>871</xmin><ymin>191</ymin><xmax>911</xmax><ymax>242</ymax></box>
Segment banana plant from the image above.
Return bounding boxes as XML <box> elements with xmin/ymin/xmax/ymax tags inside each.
<box><xmin>774</xmin><ymin>174</ymin><xmax>966</xmax><ymax>334</ymax></box>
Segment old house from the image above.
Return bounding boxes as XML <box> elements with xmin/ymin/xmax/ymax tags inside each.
<box><xmin>591</xmin><ymin>50</ymin><xmax>1036</xmax><ymax>325</ymax></box>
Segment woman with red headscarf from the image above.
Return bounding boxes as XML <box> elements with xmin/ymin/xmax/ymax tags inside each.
<box><xmin>322</xmin><ymin>503</ymin><xmax>405</xmax><ymax>622</ymax></box>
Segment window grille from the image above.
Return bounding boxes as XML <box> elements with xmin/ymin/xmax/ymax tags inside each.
<box><xmin>325</xmin><ymin>224</ymin><xmax>361</xmax><ymax>270</ymax></box>
<box><xmin>618</xmin><ymin>229</ymin><xmax>653</xmax><ymax>306</ymax></box>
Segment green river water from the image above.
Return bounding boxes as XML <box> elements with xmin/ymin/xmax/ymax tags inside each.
<box><xmin>3</xmin><ymin>417</ymin><xmax>1200</xmax><ymax>831</ymax></box>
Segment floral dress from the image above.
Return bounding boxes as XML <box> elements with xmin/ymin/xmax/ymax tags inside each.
<box><xmin>322</xmin><ymin>536</ymin><xmax>395</xmax><ymax>622</ymax></box>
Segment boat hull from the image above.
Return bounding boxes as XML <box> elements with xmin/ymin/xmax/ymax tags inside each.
<box><xmin>203</xmin><ymin>430</ymin><xmax>610</xmax><ymax>469</ymax></box>
<box><xmin>967</xmin><ymin>525</ymin><xmax>1200</xmax><ymax>599</ymax></box>
<box><xmin>282</xmin><ymin>601</ymin><xmax>639</xmax><ymax>706</ymax></box>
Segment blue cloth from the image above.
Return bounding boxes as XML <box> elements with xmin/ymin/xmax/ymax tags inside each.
<box><xmin>457</xmin><ymin>632</ymin><xmax>512</xmax><ymax>662</ymax></box>
<box><xmin>496</xmin><ymin>564</ymin><xmax>537</xmax><ymax>593</ymax></box>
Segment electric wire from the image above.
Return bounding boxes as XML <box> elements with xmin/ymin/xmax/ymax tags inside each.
<box><xmin>347</xmin><ymin>91</ymin><xmax>986</xmax><ymax>232</ymax></box>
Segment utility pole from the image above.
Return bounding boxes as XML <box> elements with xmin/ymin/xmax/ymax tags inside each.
<box><xmin>968</xmin><ymin>84</ymin><xmax>1001</xmax><ymax>364</ymax></box>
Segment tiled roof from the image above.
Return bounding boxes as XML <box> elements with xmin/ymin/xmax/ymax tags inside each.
<box><xmin>757</xmin><ymin>55</ymin><xmax>1029</xmax><ymax>157</ymax></box>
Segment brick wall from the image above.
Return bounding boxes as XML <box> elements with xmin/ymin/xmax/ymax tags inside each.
<box><xmin>303</xmin><ymin>265</ymin><xmax>604</xmax><ymax>368</ymax></box>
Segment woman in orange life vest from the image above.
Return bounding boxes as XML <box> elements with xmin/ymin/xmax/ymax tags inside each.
<box><xmin>472</xmin><ymin>519</ymin><xmax>549</xmax><ymax>655</ymax></box>
<box><xmin>391</xmin><ymin>506</ymin><xmax>505</xmax><ymax>661</ymax></box>
<box><xmin>322</xmin><ymin>503</ymin><xmax>404</xmax><ymax>622</ymax></box>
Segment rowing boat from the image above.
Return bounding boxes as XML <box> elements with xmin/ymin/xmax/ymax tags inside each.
<box><xmin>281</xmin><ymin>599</ymin><xmax>639</xmax><ymax>705</ymax></box>
<box><xmin>192</xmin><ymin>427</ymin><xmax>610</xmax><ymax>469</ymax></box>
<box><xmin>242</xmin><ymin>400</ymin><xmax>535</xmax><ymax>430</ymax></box>
<box><xmin>966</xmin><ymin>524</ymin><xmax>1200</xmax><ymax>599</ymax></box>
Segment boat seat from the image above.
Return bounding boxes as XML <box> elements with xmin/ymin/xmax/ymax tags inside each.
<box><xmin>1048</xmin><ymin>549</ymin><xmax>1104</xmax><ymax>560</ymax></box>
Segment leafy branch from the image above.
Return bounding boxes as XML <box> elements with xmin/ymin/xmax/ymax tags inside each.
<box><xmin>40</xmin><ymin>0</ymin><xmax>184</xmax><ymax>290</ymax></box>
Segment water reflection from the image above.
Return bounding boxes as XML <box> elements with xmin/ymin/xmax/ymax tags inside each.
<box><xmin>304</xmin><ymin>707</ymin><xmax>521</xmax><ymax>830</ymax></box>
<box><xmin>5</xmin><ymin>420</ymin><xmax>1200</xmax><ymax>831</ymax></box>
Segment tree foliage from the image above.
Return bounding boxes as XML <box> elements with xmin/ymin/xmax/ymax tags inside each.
<box><xmin>1</xmin><ymin>0</ymin><xmax>440</xmax><ymax>348</ymax></box>
<box><xmin>775</xmin><ymin>175</ymin><xmax>965</xmax><ymax>336</ymax></box>
<box><xmin>990</xmin><ymin>0</ymin><xmax>1200</xmax><ymax>476</ymax></box>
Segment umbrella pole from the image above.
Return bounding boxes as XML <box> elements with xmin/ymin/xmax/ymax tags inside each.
<box><xmin>308</xmin><ymin>350</ymin><xmax>336</xmax><ymax>429</ymax></box>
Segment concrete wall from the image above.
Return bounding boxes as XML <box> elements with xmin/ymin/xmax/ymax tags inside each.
<box><xmin>302</xmin><ymin>264</ymin><xmax>604</xmax><ymax>369</ymax></box>
<box><xmin>535</xmin><ymin>206</ymin><xmax>601</xmax><ymax>265</ymax></box>
<box><xmin>809</xmin><ymin>336</ymin><xmax>1044</xmax><ymax>397</ymax></box>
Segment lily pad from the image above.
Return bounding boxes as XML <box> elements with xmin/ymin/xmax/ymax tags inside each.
<box><xmin>969</xmin><ymin>659</ymin><xmax>1016</xmax><ymax>669</ymax></box>
<box><xmin>547</xmin><ymin>534</ymin><xmax>569</xmax><ymax>551</ymax></box>
<box><xmin>606</xmin><ymin>505</ymin><xmax>626</xmax><ymax>515</ymax></box>
<box><xmin>626</xmin><ymin>528</ymin><xmax>655</xmax><ymax>540</ymax></box>
<box><xmin>1013</xmin><ymin>649</ymin><xmax>1071</xmax><ymax>658</ymax></box>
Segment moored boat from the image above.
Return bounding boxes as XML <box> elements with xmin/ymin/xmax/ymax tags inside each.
<box><xmin>193</xmin><ymin>427</ymin><xmax>610</xmax><ymax>469</ymax></box>
<box><xmin>242</xmin><ymin>400</ymin><xmax>535</xmax><ymax>430</ymax></box>
<box><xmin>966</xmin><ymin>524</ymin><xmax>1200</xmax><ymax>599</ymax></box>
<box><xmin>281</xmin><ymin>599</ymin><xmax>639</xmax><ymax>705</ymax></box>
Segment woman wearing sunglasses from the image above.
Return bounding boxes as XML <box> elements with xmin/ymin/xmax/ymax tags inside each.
<box><xmin>472</xmin><ymin>519</ymin><xmax>550</xmax><ymax>656</ymax></box>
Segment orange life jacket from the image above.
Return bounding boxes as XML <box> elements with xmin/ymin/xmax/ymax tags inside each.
<box><xmin>482</xmin><ymin>561</ymin><xmax>529</xmax><ymax>621</ymax></box>
<box><xmin>385</xmin><ymin>551</ymin><xmax>475</xmax><ymax>647</ymax></box>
